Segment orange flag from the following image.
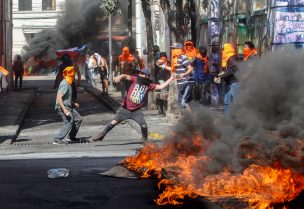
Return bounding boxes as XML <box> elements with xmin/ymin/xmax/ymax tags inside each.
<box><xmin>0</xmin><ymin>66</ymin><xmax>9</xmax><ymax>76</ymax></box>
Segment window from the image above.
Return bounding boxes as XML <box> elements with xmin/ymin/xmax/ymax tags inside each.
<box><xmin>18</xmin><ymin>0</ymin><xmax>32</xmax><ymax>11</ymax></box>
<box><xmin>42</xmin><ymin>0</ymin><xmax>56</xmax><ymax>11</ymax></box>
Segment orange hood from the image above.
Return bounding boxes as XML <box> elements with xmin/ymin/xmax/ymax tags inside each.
<box><xmin>222</xmin><ymin>43</ymin><xmax>237</xmax><ymax>68</ymax></box>
<box><xmin>119</xmin><ymin>47</ymin><xmax>135</xmax><ymax>63</ymax></box>
<box><xmin>171</xmin><ymin>49</ymin><xmax>183</xmax><ymax>72</ymax></box>
<box><xmin>63</xmin><ymin>66</ymin><xmax>75</xmax><ymax>85</ymax></box>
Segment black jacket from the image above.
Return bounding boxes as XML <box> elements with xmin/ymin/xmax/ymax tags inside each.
<box><xmin>220</xmin><ymin>55</ymin><xmax>239</xmax><ymax>85</ymax></box>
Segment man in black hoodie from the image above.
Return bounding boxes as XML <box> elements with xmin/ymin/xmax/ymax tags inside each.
<box><xmin>214</xmin><ymin>43</ymin><xmax>240</xmax><ymax>113</ymax></box>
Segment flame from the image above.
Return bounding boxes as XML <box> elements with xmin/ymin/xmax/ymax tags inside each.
<box><xmin>123</xmin><ymin>135</ymin><xmax>304</xmax><ymax>209</ymax></box>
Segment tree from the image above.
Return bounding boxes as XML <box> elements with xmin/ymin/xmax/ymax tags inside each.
<box><xmin>159</xmin><ymin>0</ymin><xmax>197</xmax><ymax>43</ymax></box>
<box><xmin>99</xmin><ymin>0</ymin><xmax>121</xmax><ymax>15</ymax></box>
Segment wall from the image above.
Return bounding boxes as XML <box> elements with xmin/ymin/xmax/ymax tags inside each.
<box><xmin>0</xmin><ymin>0</ymin><xmax>13</xmax><ymax>86</ymax></box>
<box><xmin>12</xmin><ymin>0</ymin><xmax>66</xmax><ymax>58</ymax></box>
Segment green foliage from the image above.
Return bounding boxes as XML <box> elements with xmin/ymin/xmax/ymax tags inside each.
<box><xmin>99</xmin><ymin>0</ymin><xmax>121</xmax><ymax>15</ymax></box>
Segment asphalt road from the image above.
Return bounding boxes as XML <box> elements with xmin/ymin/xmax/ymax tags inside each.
<box><xmin>0</xmin><ymin>157</ymin><xmax>222</xmax><ymax>209</ymax></box>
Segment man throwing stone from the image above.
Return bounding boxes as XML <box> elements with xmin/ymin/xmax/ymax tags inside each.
<box><xmin>89</xmin><ymin>68</ymin><xmax>175</xmax><ymax>142</ymax></box>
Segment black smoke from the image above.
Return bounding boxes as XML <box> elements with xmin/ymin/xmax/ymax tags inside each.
<box><xmin>166</xmin><ymin>49</ymin><xmax>304</xmax><ymax>176</ymax></box>
<box><xmin>22</xmin><ymin>0</ymin><xmax>103</xmax><ymax>60</ymax></box>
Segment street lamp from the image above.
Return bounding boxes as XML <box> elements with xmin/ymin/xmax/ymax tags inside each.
<box><xmin>108</xmin><ymin>13</ymin><xmax>114</xmax><ymax>91</ymax></box>
<box><xmin>99</xmin><ymin>0</ymin><xmax>121</xmax><ymax>91</ymax></box>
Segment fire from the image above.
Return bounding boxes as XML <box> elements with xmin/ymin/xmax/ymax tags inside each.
<box><xmin>123</xmin><ymin>135</ymin><xmax>304</xmax><ymax>209</ymax></box>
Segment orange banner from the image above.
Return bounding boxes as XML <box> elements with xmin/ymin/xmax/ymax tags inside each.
<box><xmin>0</xmin><ymin>66</ymin><xmax>9</xmax><ymax>76</ymax></box>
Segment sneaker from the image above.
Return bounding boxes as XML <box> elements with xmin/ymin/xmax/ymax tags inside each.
<box><xmin>52</xmin><ymin>139</ymin><xmax>69</xmax><ymax>145</ymax></box>
<box><xmin>88</xmin><ymin>132</ymin><xmax>105</xmax><ymax>142</ymax></box>
<box><xmin>68</xmin><ymin>137</ymin><xmax>89</xmax><ymax>143</ymax></box>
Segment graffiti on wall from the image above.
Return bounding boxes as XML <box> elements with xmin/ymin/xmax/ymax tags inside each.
<box><xmin>209</xmin><ymin>0</ymin><xmax>220</xmax><ymax>46</ymax></box>
<box><xmin>272</xmin><ymin>7</ymin><xmax>304</xmax><ymax>43</ymax></box>
<box><xmin>210</xmin><ymin>0</ymin><xmax>219</xmax><ymax>18</ymax></box>
<box><xmin>199</xmin><ymin>0</ymin><xmax>208</xmax><ymax>18</ymax></box>
<box><xmin>222</xmin><ymin>0</ymin><xmax>235</xmax><ymax>16</ymax></box>
<box><xmin>274</xmin><ymin>0</ymin><xmax>304</xmax><ymax>6</ymax></box>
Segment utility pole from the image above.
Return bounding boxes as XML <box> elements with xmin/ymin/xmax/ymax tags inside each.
<box><xmin>100</xmin><ymin>0</ymin><xmax>121</xmax><ymax>91</ymax></box>
<box><xmin>108</xmin><ymin>14</ymin><xmax>114</xmax><ymax>90</ymax></box>
<box><xmin>135</xmin><ymin>0</ymin><xmax>143</xmax><ymax>57</ymax></box>
<box><xmin>128</xmin><ymin>0</ymin><xmax>132</xmax><ymax>47</ymax></box>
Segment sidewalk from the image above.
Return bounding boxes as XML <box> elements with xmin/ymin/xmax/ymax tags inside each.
<box><xmin>0</xmin><ymin>90</ymin><xmax>35</xmax><ymax>144</ymax></box>
<box><xmin>86</xmin><ymin>84</ymin><xmax>175</xmax><ymax>141</ymax></box>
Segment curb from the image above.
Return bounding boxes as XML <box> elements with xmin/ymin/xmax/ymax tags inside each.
<box><xmin>85</xmin><ymin>86</ymin><xmax>120</xmax><ymax>113</ymax></box>
<box><xmin>10</xmin><ymin>91</ymin><xmax>36</xmax><ymax>144</ymax></box>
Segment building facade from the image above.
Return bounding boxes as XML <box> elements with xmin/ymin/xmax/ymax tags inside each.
<box><xmin>196</xmin><ymin>0</ymin><xmax>304</xmax><ymax>55</ymax></box>
<box><xmin>12</xmin><ymin>0</ymin><xmax>65</xmax><ymax>58</ymax></box>
<box><xmin>0</xmin><ymin>0</ymin><xmax>13</xmax><ymax>85</ymax></box>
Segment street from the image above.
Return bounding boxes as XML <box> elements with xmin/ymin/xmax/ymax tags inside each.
<box><xmin>0</xmin><ymin>75</ymin><xmax>219</xmax><ymax>209</ymax></box>
<box><xmin>0</xmin><ymin>76</ymin><xmax>144</xmax><ymax>159</ymax></box>
<box><xmin>0</xmin><ymin>157</ymin><xmax>223</xmax><ymax>209</ymax></box>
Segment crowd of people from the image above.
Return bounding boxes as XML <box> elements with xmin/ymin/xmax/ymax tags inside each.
<box><xmin>53</xmin><ymin>41</ymin><xmax>258</xmax><ymax>144</ymax></box>
<box><xmin>25</xmin><ymin>40</ymin><xmax>256</xmax><ymax>145</ymax></box>
<box><xmin>153</xmin><ymin>40</ymin><xmax>257</xmax><ymax>113</ymax></box>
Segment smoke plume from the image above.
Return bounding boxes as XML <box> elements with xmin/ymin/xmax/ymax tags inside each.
<box><xmin>167</xmin><ymin>49</ymin><xmax>304</xmax><ymax>176</ymax></box>
<box><xmin>22</xmin><ymin>0</ymin><xmax>103</xmax><ymax>60</ymax></box>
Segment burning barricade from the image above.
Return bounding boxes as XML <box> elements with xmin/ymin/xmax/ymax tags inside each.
<box><xmin>122</xmin><ymin>50</ymin><xmax>304</xmax><ymax>209</ymax></box>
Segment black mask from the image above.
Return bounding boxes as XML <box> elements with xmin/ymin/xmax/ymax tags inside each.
<box><xmin>137</xmin><ymin>75</ymin><xmax>152</xmax><ymax>86</ymax></box>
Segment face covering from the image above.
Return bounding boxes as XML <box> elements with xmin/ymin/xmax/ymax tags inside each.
<box><xmin>171</xmin><ymin>49</ymin><xmax>183</xmax><ymax>72</ymax></box>
<box><xmin>243</xmin><ymin>47</ymin><xmax>257</xmax><ymax>61</ymax></box>
<box><xmin>63</xmin><ymin>66</ymin><xmax>75</xmax><ymax>85</ymax></box>
<box><xmin>137</xmin><ymin>75</ymin><xmax>152</xmax><ymax>86</ymax></box>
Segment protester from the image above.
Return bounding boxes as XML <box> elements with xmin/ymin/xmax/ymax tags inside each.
<box><xmin>53</xmin><ymin>66</ymin><xmax>82</xmax><ymax>145</ymax></box>
<box><xmin>243</xmin><ymin>41</ymin><xmax>257</xmax><ymax>62</ymax></box>
<box><xmin>193</xmin><ymin>46</ymin><xmax>211</xmax><ymax>105</ymax></box>
<box><xmin>118</xmin><ymin>47</ymin><xmax>135</xmax><ymax>98</ymax></box>
<box><xmin>184</xmin><ymin>40</ymin><xmax>201</xmax><ymax>62</ymax></box>
<box><xmin>158</xmin><ymin>42</ymin><xmax>194</xmax><ymax>112</ymax></box>
<box><xmin>155</xmin><ymin>52</ymin><xmax>171</xmax><ymax>85</ymax></box>
<box><xmin>214</xmin><ymin>43</ymin><xmax>240</xmax><ymax>113</ymax></box>
<box><xmin>99</xmin><ymin>54</ymin><xmax>109</xmax><ymax>94</ymax></box>
<box><xmin>183</xmin><ymin>40</ymin><xmax>211</xmax><ymax>105</ymax></box>
<box><xmin>132</xmin><ymin>49</ymin><xmax>144</xmax><ymax>74</ymax></box>
<box><xmin>85</xmin><ymin>53</ymin><xmax>96</xmax><ymax>87</ymax></box>
<box><xmin>12</xmin><ymin>55</ymin><xmax>24</xmax><ymax>89</ymax></box>
<box><xmin>54</xmin><ymin>54</ymin><xmax>81</xmax><ymax>102</ymax></box>
<box><xmin>89</xmin><ymin>68</ymin><xmax>175</xmax><ymax>142</ymax></box>
<box><xmin>209</xmin><ymin>46</ymin><xmax>221</xmax><ymax>105</ymax></box>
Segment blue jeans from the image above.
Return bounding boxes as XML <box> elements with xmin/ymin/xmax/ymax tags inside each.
<box><xmin>54</xmin><ymin>108</ymin><xmax>83</xmax><ymax>142</ymax></box>
<box><xmin>224</xmin><ymin>82</ymin><xmax>240</xmax><ymax>113</ymax></box>
<box><xmin>178</xmin><ymin>83</ymin><xmax>193</xmax><ymax>109</ymax></box>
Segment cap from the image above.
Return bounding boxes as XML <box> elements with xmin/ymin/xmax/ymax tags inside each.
<box><xmin>140</xmin><ymin>68</ymin><xmax>151</xmax><ymax>75</ymax></box>
<box><xmin>170</xmin><ymin>42</ymin><xmax>184</xmax><ymax>49</ymax></box>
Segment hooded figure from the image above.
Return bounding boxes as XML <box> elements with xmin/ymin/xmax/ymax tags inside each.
<box><xmin>215</xmin><ymin>43</ymin><xmax>240</xmax><ymax>113</ymax></box>
<box><xmin>119</xmin><ymin>47</ymin><xmax>135</xmax><ymax>63</ymax></box>
<box><xmin>53</xmin><ymin>66</ymin><xmax>83</xmax><ymax>145</ymax></box>
<box><xmin>183</xmin><ymin>40</ymin><xmax>203</xmax><ymax>62</ymax></box>
<box><xmin>118</xmin><ymin>47</ymin><xmax>136</xmax><ymax>98</ymax></box>
<box><xmin>221</xmin><ymin>43</ymin><xmax>237</xmax><ymax>69</ymax></box>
